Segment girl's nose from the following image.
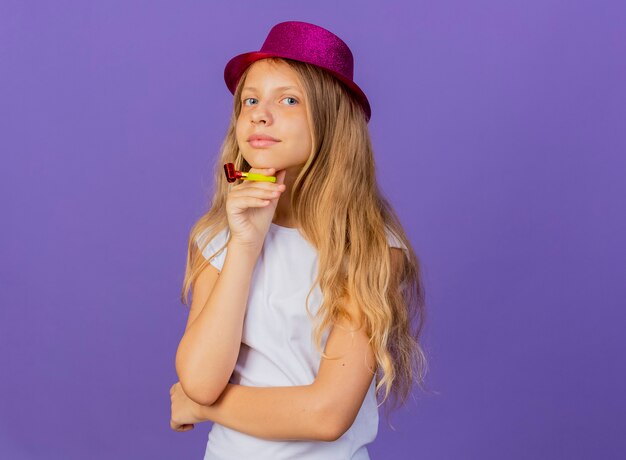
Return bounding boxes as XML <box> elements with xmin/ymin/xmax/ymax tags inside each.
<box><xmin>250</xmin><ymin>103</ymin><xmax>273</xmax><ymax>125</ymax></box>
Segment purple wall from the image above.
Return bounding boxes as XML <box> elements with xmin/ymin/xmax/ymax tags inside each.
<box><xmin>1</xmin><ymin>1</ymin><xmax>624</xmax><ymax>459</ymax></box>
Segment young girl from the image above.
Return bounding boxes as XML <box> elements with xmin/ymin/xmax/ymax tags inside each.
<box><xmin>170</xmin><ymin>21</ymin><xmax>428</xmax><ymax>459</ymax></box>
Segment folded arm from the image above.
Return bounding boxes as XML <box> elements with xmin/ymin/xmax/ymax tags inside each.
<box><xmin>196</xmin><ymin>302</ymin><xmax>378</xmax><ymax>441</ymax></box>
<box><xmin>195</xmin><ymin>248</ymin><xmax>401</xmax><ymax>441</ymax></box>
<box><xmin>195</xmin><ymin>312</ymin><xmax>376</xmax><ymax>442</ymax></box>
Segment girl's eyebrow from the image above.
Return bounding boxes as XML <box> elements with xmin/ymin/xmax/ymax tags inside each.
<box><xmin>242</xmin><ymin>85</ymin><xmax>302</xmax><ymax>93</ymax></box>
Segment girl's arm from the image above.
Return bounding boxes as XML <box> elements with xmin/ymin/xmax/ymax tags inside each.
<box><xmin>194</xmin><ymin>306</ymin><xmax>377</xmax><ymax>441</ymax></box>
<box><xmin>193</xmin><ymin>248</ymin><xmax>402</xmax><ymax>441</ymax></box>
<box><xmin>176</xmin><ymin>241</ymin><xmax>261</xmax><ymax>406</ymax></box>
<box><xmin>195</xmin><ymin>382</ymin><xmax>327</xmax><ymax>441</ymax></box>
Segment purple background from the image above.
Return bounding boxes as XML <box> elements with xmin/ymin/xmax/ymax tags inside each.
<box><xmin>1</xmin><ymin>1</ymin><xmax>624</xmax><ymax>459</ymax></box>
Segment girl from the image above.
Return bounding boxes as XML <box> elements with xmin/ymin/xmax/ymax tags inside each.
<box><xmin>170</xmin><ymin>21</ymin><xmax>428</xmax><ymax>459</ymax></box>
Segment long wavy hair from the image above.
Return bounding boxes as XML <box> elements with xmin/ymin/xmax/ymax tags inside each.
<box><xmin>181</xmin><ymin>57</ymin><xmax>431</xmax><ymax>424</ymax></box>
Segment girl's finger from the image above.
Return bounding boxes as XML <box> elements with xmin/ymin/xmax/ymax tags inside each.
<box><xmin>233</xmin><ymin>182</ymin><xmax>281</xmax><ymax>193</ymax></box>
<box><xmin>248</xmin><ymin>167</ymin><xmax>276</xmax><ymax>176</ymax></box>
<box><xmin>232</xmin><ymin>187</ymin><xmax>281</xmax><ymax>200</ymax></box>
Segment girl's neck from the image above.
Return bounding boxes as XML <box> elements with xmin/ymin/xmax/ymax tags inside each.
<box><xmin>271</xmin><ymin>215</ymin><xmax>297</xmax><ymax>229</ymax></box>
<box><xmin>272</xmin><ymin>168</ymin><xmax>298</xmax><ymax>228</ymax></box>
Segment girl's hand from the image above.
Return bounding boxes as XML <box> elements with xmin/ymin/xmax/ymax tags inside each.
<box><xmin>226</xmin><ymin>167</ymin><xmax>287</xmax><ymax>250</ymax></box>
<box><xmin>169</xmin><ymin>381</ymin><xmax>206</xmax><ymax>432</ymax></box>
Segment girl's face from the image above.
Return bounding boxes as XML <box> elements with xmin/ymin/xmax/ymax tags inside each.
<box><xmin>236</xmin><ymin>59</ymin><xmax>312</xmax><ymax>172</ymax></box>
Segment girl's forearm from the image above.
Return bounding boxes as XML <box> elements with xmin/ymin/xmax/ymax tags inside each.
<box><xmin>175</xmin><ymin>243</ymin><xmax>259</xmax><ymax>406</ymax></box>
<box><xmin>195</xmin><ymin>383</ymin><xmax>330</xmax><ymax>441</ymax></box>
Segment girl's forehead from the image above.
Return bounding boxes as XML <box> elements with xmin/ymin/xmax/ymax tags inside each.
<box><xmin>245</xmin><ymin>61</ymin><xmax>300</xmax><ymax>86</ymax></box>
<box><xmin>249</xmin><ymin>58</ymin><xmax>289</xmax><ymax>72</ymax></box>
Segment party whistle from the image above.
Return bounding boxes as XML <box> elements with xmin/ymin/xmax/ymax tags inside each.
<box><xmin>223</xmin><ymin>163</ymin><xmax>276</xmax><ymax>183</ymax></box>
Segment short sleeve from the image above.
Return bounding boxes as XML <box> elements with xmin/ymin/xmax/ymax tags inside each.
<box><xmin>385</xmin><ymin>227</ymin><xmax>410</xmax><ymax>291</ymax></box>
<box><xmin>385</xmin><ymin>226</ymin><xmax>409</xmax><ymax>255</ymax></box>
<box><xmin>195</xmin><ymin>226</ymin><xmax>230</xmax><ymax>272</ymax></box>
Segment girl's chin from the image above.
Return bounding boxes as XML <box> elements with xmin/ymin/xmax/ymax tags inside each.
<box><xmin>245</xmin><ymin>159</ymin><xmax>279</xmax><ymax>170</ymax></box>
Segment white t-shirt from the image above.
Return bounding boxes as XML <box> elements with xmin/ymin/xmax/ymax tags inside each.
<box><xmin>195</xmin><ymin>222</ymin><xmax>408</xmax><ymax>460</ymax></box>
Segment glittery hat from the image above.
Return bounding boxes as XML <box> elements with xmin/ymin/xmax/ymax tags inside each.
<box><xmin>224</xmin><ymin>21</ymin><xmax>371</xmax><ymax>122</ymax></box>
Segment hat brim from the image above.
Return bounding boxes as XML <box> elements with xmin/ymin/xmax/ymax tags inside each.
<box><xmin>224</xmin><ymin>52</ymin><xmax>371</xmax><ymax>122</ymax></box>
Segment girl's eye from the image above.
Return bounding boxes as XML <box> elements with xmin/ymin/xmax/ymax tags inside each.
<box><xmin>242</xmin><ymin>97</ymin><xmax>298</xmax><ymax>106</ymax></box>
<box><xmin>281</xmin><ymin>97</ymin><xmax>298</xmax><ymax>106</ymax></box>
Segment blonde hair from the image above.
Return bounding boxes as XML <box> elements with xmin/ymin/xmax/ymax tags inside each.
<box><xmin>181</xmin><ymin>57</ymin><xmax>432</xmax><ymax>425</ymax></box>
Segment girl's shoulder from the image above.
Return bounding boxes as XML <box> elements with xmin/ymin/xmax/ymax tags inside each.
<box><xmin>195</xmin><ymin>225</ymin><xmax>230</xmax><ymax>271</ymax></box>
<box><xmin>195</xmin><ymin>224</ymin><xmax>229</xmax><ymax>247</ymax></box>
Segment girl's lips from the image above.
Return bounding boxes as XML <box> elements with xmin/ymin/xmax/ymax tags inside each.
<box><xmin>248</xmin><ymin>139</ymin><xmax>280</xmax><ymax>148</ymax></box>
